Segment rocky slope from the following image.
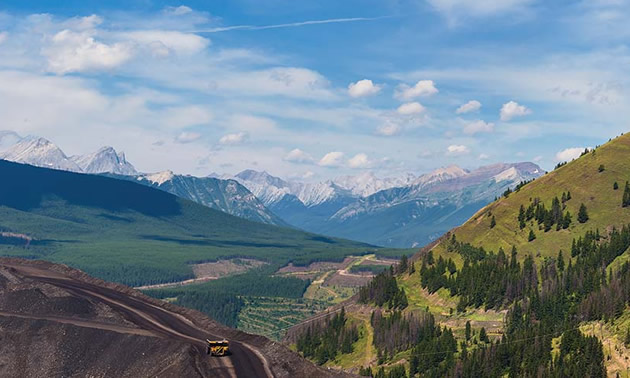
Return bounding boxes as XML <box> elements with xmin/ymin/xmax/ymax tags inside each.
<box><xmin>71</xmin><ymin>146</ymin><xmax>138</xmax><ymax>175</ymax></box>
<box><xmin>126</xmin><ymin>171</ymin><xmax>286</xmax><ymax>226</ymax></box>
<box><xmin>0</xmin><ymin>258</ymin><xmax>347</xmax><ymax>377</ymax></box>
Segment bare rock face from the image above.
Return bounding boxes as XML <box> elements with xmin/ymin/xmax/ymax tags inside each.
<box><xmin>0</xmin><ymin>258</ymin><xmax>351</xmax><ymax>378</ymax></box>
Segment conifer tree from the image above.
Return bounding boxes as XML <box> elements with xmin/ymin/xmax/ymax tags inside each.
<box><xmin>623</xmin><ymin>181</ymin><xmax>630</xmax><ymax>207</ymax></box>
<box><xmin>557</xmin><ymin>250</ymin><xmax>565</xmax><ymax>272</ymax></box>
<box><xmin>490</xmin><ymin>216</ymin><xmax>496</xmax><ymax>229</ymax></box>
<box><xmin>578</xmin><ymin>203</ymin><xmax>589</xmax><ymax>223</ymax></box>
<box><xmin>398</xmin><ymin>255</ymin><xmax>408</xmax><ymax>274</ymax></box>
<box><xmin>465</xmin><ymin>321</ymin><xmax>472</xmax><ymax>341</ymax></box>
<box><xmin>614</xmin><ymin>181</ymin><xmax>619</xmax><ymax>190</ymax></box>
<box><xmin>528</xmin><ymin>229</ymin><xmax>536</xmax><ymax>242</ymax></box>
<box><xmin>563</xmin><ymin>211</ymin><xmax>572</xmax><ymax>229</ymax></box>
<box><xmin>518</xmin><ymin>205</ymin><xmax>526</xmax><ymax>229</ymax></box>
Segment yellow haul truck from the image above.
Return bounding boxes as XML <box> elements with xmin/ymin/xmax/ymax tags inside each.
<box><xmin>206</xmin><ymin>339</ymin><xmax>230</xmax><ymax>356</ymax></box>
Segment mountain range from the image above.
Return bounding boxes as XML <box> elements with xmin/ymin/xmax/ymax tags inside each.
<box><xmin>0</xmin><ymin>132</ymin><xmax>282</xmax><ymax>225</ymax></box>
<box><xmin>228</xmin><ymin>163</ymin><xmax>543</xmax><ymax>247</ymax></box>
<box><xmin>0</xmin><ymin>130</ymin><xmax>543</xmax><ymax>247</ymax></box>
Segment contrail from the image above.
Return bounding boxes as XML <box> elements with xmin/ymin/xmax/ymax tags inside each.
<box><xmin>194</xmin><ymin>16</ymin><xmax>388</xmax><ymax>33</ymax></box>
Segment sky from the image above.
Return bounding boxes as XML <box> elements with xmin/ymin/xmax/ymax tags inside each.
<box><xmin>0</xmin><ymin>0</ymin><xmax>628</xmax><ymax>180</ymax></box>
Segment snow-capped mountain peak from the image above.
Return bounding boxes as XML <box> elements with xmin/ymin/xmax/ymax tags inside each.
<box><xmin>144</xmin><ymin>170</ymin><xmax>175</xmax><ymax>185</ymax></box>
<box><xmin>414</xmin><ymin>164</ymin><xmax>469</xmax><ymax>187</ymax></box>
<box><xmin>0</xmin><ymin>136</ymin><xmax>82</xmax><ymax>172</ymax></box>
<box><xmin>72</xmin><ymin>146</ymin><xmax>138</xmax><ymax>175</ymax></box>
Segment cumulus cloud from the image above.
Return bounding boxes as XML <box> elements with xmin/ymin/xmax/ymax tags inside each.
<box><xmin>395</xmin><ymin>80</ymin><xmax>438</xmax><ymax>100</ymax></box>
<box><xmin>348</xmin><ymin>153</ymin><xmax>371</xmax><ymax>168</ymax></box>
<box><xmin>447</xmin><ymin>144</ymin><xmax>470</xmax><ymax>155</ymax></box>
<box><xmin>463</xmin><ymin>119</ymin><xmax>494</xmax><ymax>135</ymax></box>
<box><xmin>556</xmin><ymin>147</ymin><xmax>589</xmax><ymax>162</ymax></box>
<box><xmin>397</xmin><ymin>102</ymin><xmax>426</xmax><ymax>115</ymax></box>
<box><xmin>0</xmin><ymin>31</ymin><xmax>8</xmax><ymax>44</ymax></box>
<box><xmin>376</xmin><ymin>120</ymin><xmax>401</xmax><ymax>136</ymax></box>
<box><xmin>43</xmin><ymin>29</ymin><xmax>134</xmax><ymax>74</ymax></box>
<box><xmin>348</xmin><ymin>79</ymin><xmax>382</xmax><ymax>98</ymax></box>
<box><xmin>500</xmin><ymin>101</ymin><xmax>532</xmax><ymax>121</ymax></box>
<box><xmin>284</xmin><ymin>148</ymin><xmax>314</xmax><ymax>164</ymax></box>
<box><xmin>456</xmin><ymin>100</ymin><xmax>481</xmax><ymax>114</ymax></box>
<box><xmin>175</xmin><ymin>131</ymin><xmax>202</xmax><ymax>143</ymax></box>
<box><xmin>219</xmin><ymin>132</ymin><xmax>248</xmax><ymax>145</ymax></box>
<box><xmin>302</xmin><ymin>170</ymin><xmax>315</xmax><ymax>179</ymax></box>
<box><xmin>319</xmin><ymin>151</ymin><xmax>344</xmax><ymax>167</ymax></box>
<box><xmin>478</xmin><ymin>153</ymin><xmax>489</xmax><ymax>160</ymax></box>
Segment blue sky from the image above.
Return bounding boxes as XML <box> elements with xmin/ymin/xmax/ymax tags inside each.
<box><xmin>0</xmin><ymin>0</ymin><xmax>628</xmax><ymax>179</ymax></box>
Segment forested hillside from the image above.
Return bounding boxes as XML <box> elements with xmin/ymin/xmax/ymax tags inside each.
<box><xmin>290</xmin><ymin>133</ymin><xmax>630</xmax><ymax>377</ymax></box>
<box><xmin>0</xmin><ymin>159</ymin><xmax>391</xmax><ymax>287</ymax></box>
<box><xmin>432</xmin><ymin>132</ymin><xmax>630</xmax><ymax>261</ymax></box>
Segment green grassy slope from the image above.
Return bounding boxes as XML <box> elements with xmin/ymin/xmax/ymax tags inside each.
<box><xmin>0</xmin><ymin>159</ymin><xmax>384</xmax><ymax>286</ymax></box>
<box><xmin>431</xmin><ymin>133</ymin><xmax>630</xmax><ymax>261</ymax></box>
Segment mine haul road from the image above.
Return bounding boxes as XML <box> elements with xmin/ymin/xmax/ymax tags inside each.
<box><xmin>3</xmin><ymin>262</ymin><xmax>272</xmax><ymax>378</ymax></box>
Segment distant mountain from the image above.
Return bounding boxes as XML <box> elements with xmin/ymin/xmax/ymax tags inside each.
<box><xmin>232</xmin><ymin>163</ymin><xmax>544</xmax><ymax>247</ymax></box>
<box><xmin>0</xmin><ymin>132</ymin><xmax>281</xmax><ymax>225</ymax></box>
<box><xmin>0</xmin><ymin>136</ymin><xmax>83</xmax><ymax>172</ymax></box>
<box><xmin>0</xmin><ymin>133</ymin><xmax>133</xmax><ymax>175</ymax></box>
<box><xmin>114</xmin><ymin>170</ymin><xmax>286</xmax><ymax>226</ymax></box>
<box><xmin>71</xmin><ymin>146</ymin><xmax>138</xmax><ymax>175</ymax></box>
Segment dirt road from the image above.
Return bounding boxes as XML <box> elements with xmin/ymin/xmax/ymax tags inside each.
<box><xmin>3</xmin><ymin>262</ymin><xmax>272</xmax><ymax>378</ymax></box>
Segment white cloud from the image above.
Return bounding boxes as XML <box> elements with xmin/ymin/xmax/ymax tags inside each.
<box><xmin>219</xmin><ymin>132</ymin><xmax>248</xmax><ymax>145</ymax></box>
<box><xmin>121</xmin><ymin>30</ymin><xmax>210</xmax><ymax>56</ymax></box>
<box><xmin>397</xmin><ymin>102</ymin><xmax>426</xmax><ymax>115</ymax></box>
<box><xmin>43</xmin><ymin>29</ymin><xmax>134</xmax><ymax>74</ymax></box>
<box><xmin>217</xmin><ymin>67</ymin><xmax>335</xmax><ymax>100</ymax></box>
<box><xmin>447</xmin><ymin>144</ymin><xmax>470</xmax><ymax>155</ymax></box>
<box><xmin>348</xmin><ymin>79</ymin><xmax>382</xmax><ymax>98</ymax></box>
<box><xmin>319</xmin><ymin>151</ymin><xmax>344</xmax><ymax>167</ymax></box>
<box><xmin>376</xmin><ymin>120</ymin><xmax>401</xmax><ymax>136</ymax></box>
<box><xmin>284</xmin><ymin>148</ymin><xmax>314</xmax><ymax>164</ymax></box>
<box><xmin>348</xmin><ymin>153</ymin><xmax>371</xmax><ymax>168</ymax></box>
<box><xmin>456</xmin><ymin>100</ymin><xmax>482</xmax><ymax>114</ymax></box>
<box><xmin>463</xmin><ymin>119</ymin><xmax>494</xmax><ymax>135</ymax></box>
<box><xmin>62</xmin><ymin>15</ymin><xmax>103</xmax><ymax>31</ymax></box>
<box><xmin>555</xmin><ymin>147</ymin><xmax>589</xmax><ymax>162</ymax></box>
<box><xmin>500</xmin><ymin>101</ymin><xmax>532</xmax><ymax>121</ymax></box>
<box><xmin>478</xmin><ymin>153</ymin><xmax>489</xmax><ymax>160</ymax></box>
<box><xmin>0</xmin><ymin>32</ymin><xmax>9</xmax><ymax>44</ymax></box>
<box><xmin>426</xmin><ymin>0</ymin><xmax>534</xmax><ymax>18</ymax></box>
<box><xmin>175</xmin><ymin>131</ymin><xmax>202</xmax><ymax>143</ymax></box>
<box><xmin>302</xmin><ymin>170</ymin><xmax>315</xmax><ymax>179</ymax></box>
<box><xmin>395</xmin><ymin>80</ymin><xmax>438</xmax><ymax>100</ymax></box>
<box><xmin>164</xmin><ymin>5</ymin><xmax>193</xmax><ymax>15</ymax></box>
